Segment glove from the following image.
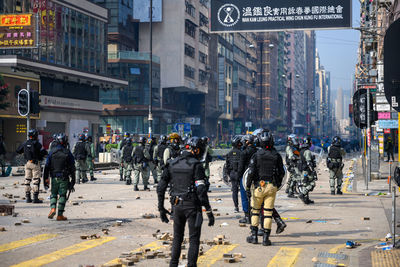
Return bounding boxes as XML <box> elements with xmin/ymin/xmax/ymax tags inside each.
<box><xmin>206</xmin><ymin>211</ymin><xmax>215</xmax><ymax>226</ymax></box>
<box><xmin>44</xmin><ymin>179</ymin><xmax>50</xmax><ymax>190</ymax></box>
<box><xmin>159</xmin><ymin>208</ymin><xmax>170</xmax><ymax>224</ymax></box>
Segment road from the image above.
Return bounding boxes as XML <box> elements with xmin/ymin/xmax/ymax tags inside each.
<box><xmin>0</xmin><ymin>158</ymin><xmax>398</xmax><ymax>267</ymax></box>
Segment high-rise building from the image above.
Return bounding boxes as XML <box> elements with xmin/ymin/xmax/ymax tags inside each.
<box><xmin>0</xmin><ymin>0</ymin><xmax>127</xmax><ymax>150</ymax></box>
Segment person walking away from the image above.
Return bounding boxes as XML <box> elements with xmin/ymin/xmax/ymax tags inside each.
<box><xmin>298</xmin><ymin>137</ymin><xmax>317</xmax><ymax>204</ymax></box>
<box><xmin>226</xmin><ymin>135</ymin><xmax>242</xmax><ymax>212</ymax></box>
<box><xmin>327</xmin><ymin>136</ymin><xmax>346</xmax><ymax>195</ymax></box>
<box><xmin>285</xmin><ymin>135</ymin><xmax>301</xmax><ymax>198</ymax></box>
<box><xmin>85</xmin><ymin>134</ymin><xmax>96</xmax><ymax>181</ymax></box>
<box><xmin>16</xmin><ymin>129</ymin><xmax>47</xmax><ymax>203</ymax></box>
<box><xmin>385</xmin><ymin>136</ymin><xmax>395</xmax><ymax>162</ymax></box>
<box><xmin>147</xmin><ymin>137</ymin><xmax>159</xmax><ymax>184</ymax></box>
<box><xmin>44</xmin><ymin>133</ymin><xmax>75</xmax><ymax>221</ymax></box>
<box><xmin>245</xmin><ymin>129</ymin><xmax>285</xmax><ymax>246</ymax></box>
<box><xmin>0</xmin><ymin>134</ymin><xmax>7</xmax><ymax>177</ymax></box>
<box><xmin>157</xmin><ymin>137</ymin><xmax>215</xmax><ymax>267</ymax></box>
<box><xmin>132</xmin><ymin>137</ymin><xmax>151</xmax><ymax>191</ymax></box>
<box><xmin>118</xmin><ymin>132</ymin><xmax>130</xmax><ymax>181</ymax></box>
<box><xmin>72</xmin><ymin>133</ymin><xmax>90</xmax><ymax>184</ymax></box>
<box><xmin>153</xmin><ymin>135</ymin><xmax>168</xmax><ymax>183</ymax></box>
<box><xmin>121</xmin><ymin>138</ymin><xmax>134</xmax><ymax>185</ymax></box>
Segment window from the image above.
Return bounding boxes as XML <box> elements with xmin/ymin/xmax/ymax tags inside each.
<box><xmin>185</xmin><ymin>44</ymin><xmax>195</xmax><ymax>58</ymax></box>
<box><xmin>185</xmin><ymin>1</ymin><xmax>195</xmax><ymax>17</ymax></box>
<box><xmin>199</xmin><ymin>51</ymin><xmax>207</xmax><ymax>64</ymax></box>
<box><xmin>199</xmin><ymin>30</ymin><xmax>209</xmax><ymax>45</ymax></box>
<box><xmin>200</xmin><ymin>0</ymin><xmax>209</xmax><ymax>8</ymax></box>
<box><xmin>199</xmin><ymin>12</ymin><xmax>208</xmax><ymax>27</ymax></box>
<box><xmin>184</xmin><ymin>65</ymin><xmax>195</xmax><ymax>79</ymax></box>
<box><xmin>185</xmin><ymin>20</ymin><xmax>196</xmax><ymax>38</ymax></box>
<box><xmin>199</xmin><ymin>70</ymin><xmax>208</xmax><ymax>83</ymax></box>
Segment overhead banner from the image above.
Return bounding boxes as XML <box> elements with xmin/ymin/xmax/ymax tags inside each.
<box><xmin>210</xmin><ymin>0</ymin><xmax>352</xmax><ymax>33</ymax></box>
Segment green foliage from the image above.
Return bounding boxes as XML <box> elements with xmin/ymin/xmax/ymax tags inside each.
<box><xmin>105</xmin><ymin>143</ymin><xmax>118</xmax><ymax>152</ymax></box>
<box><xmin>0</xmin><ymin>74</ymin><xmax>10</xmax><ymax>110</ymax></box>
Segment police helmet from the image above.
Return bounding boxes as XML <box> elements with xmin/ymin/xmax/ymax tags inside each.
<box><xmin>126</xmin><ymin>138</ymin><xmax>133</xmax><ymax>145</ymax></box>
<box><xmin>159</xmin><ymin>134</ymin><xmax>167</xmax><ymax>144</ymax></box>
<box><xmin>168</xmin><ymin>133</ymin><xmax>181</xmax><ymax>143</ymax></box>
<box><xmin>287</xmin><ymin>134</ymin><xmax>296</xmax><ymax>145</ymax></box>
<box><xmin>231</xmin><ymin>135</ymin><xmax>242</xmax><ymax>148</ymax></box>
<box><xmin>301</xmin><ymin>136</ymin><xmax>312</xmax><ymax>148</ymax></box>
<box><xmin>201</xmin><ymin>136</ymin><xmax>209</xmax><ymax>145</ymax></box>
<box><xmin>57</xmin><ymin>133</ymin><xmax>68</xmax><ymax>146</ymax></box>
<box><xmin>78</xmin><ymin>133</ymin><xmax>85</xmax><ymax>141</ymax></box>
<box><xmin>139</xmin><ymin>136</ymin><xmax>147</xmax><ymax>144</ymax></box>
<box><xmin>124</xmin><ymin>132</ymin><xmax>130</xmax><ymax>138</ymax></box>
<box><xmin>242</xmin><ymin>134</ymin><xmax>254</xmax><ymax>146</ymax></box>
<box><xmin>52</xmin><ymin>133</ymin><xmax>57</xmax><ymax>140</ymax></box>
<box><xmin>332</xmin><ymin>136</ymin><xmax>341</xmax><ymax>146</ymax></box>
<box><xmin>187</xmin><ymin>136</ymin><xmax>205</xmax><ymax>155</ymax></box>
<box><xmin>258</xmin><ymin>128</ymin><xmax>274</xmax><ymax>148</ymax></box>
<box><xmin>28</xmin><ymin>129</ymin><xmax>38</xmax><ymax>139</ymax></box>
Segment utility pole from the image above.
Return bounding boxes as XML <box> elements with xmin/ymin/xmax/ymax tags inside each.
<box><xmin>26</xmin><ymin>82</ymin><xmax>30</xmax><ymax>139</ymax></box>
<box><xmin>148</xmin><ymin>0</ymin><xmax>153</xmax><ymax>138</ymax></box>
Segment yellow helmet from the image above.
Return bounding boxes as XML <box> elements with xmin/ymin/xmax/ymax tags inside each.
<box><xmin>168</xmin><ymin>133</ymin><xmax>181</xmax><ymax>141</ymax></box>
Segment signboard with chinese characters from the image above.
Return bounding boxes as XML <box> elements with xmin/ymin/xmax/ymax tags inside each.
<box><xmin>378</xmin><ymin>112</ymin><xmax>391</xmax><ymax>120</ymax></box>
<box><xmin>210</xmin><ymin>0</ymin><xmax>352</xmax><ymax>32</ymax></box>
<box><xmin>378</xmin><ymin>120</ymin><xmax>398</xmax><ymax>129</ymax></box>
<box><xmin>0</xmin><ymin>14</ymin><xmax>37</xmax><ymax>49</ymax></box>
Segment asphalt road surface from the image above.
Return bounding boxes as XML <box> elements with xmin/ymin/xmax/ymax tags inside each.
<box><xmin>0</xmin><ymin>158</ymin><xmax>398</xmax><ymax>267</ymax></box>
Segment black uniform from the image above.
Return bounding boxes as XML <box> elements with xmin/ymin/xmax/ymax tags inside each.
<box><xmin>226</xmin><ymin>147</ymin><xmax>242</xmax><ymax>210</ymax></box>
<box><xmin>157</xmin><ymin>151</ymin><xmax>214</xmax><ymax>267</ymax></box>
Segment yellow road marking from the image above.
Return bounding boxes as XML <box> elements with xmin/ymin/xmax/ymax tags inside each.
<box><xmin>282</xmin><ymin>217</ymin><xmax>300</xmax><ymax>220</ymax></box>
<box><xmin>0</xmin><ymin>234</ymin><xmax>58</xmax><ymax>253</ymax></box>
<box><xmin>11</xmin><ymin>236</ymin><xmax>115</xmax><ymax>267</ymax></box>
<box><xmin>197</xmin><ymin>244</ymin><xmax>238</xmax><ymax>267</ymax></box>
<box><xmin>326</xmin><ymin>244</ymin><xmax>346</xmax><ymax>265</ymax></box>
<box><xmin>267</xmin><ymin>247</ymin><xmax>302</xmax><ymax>267</ymax></box>
<box><xmin>105</xmin><ymin>240</ymin><xmax>165</xmax><ymax>265</ymax></box>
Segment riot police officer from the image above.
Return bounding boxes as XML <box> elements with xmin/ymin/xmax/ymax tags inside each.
<box><xmin>226</xmin><ymin>136</ymin><xmax>242</xmax><ymax>212</ymax></box>
<box><xmin>85</xmin><ymin>135</ymin><xmax>96</xmax><ymax>181</ymax></box>
<box><xmin>246</xmin><ymin>129</ymin><xmax>285</xmax><ymax>246</ymax></box>
<box><xmin>118</xmin><ymin>132</ymin><xmax>130</xmax><ymax>181</ymax></box>
<box><xmin>132</xmin><ymin>136</ymin><xmax>151</xmax><ymax>191</ymax></box>
<box><xmin>327</xmin><ymin>136</ymin><xmax>345</xmax><ymax>195</ymax></box>
<box><xmin>238</xmin><ymin>134</ymin><xmax>257</xmax><ymax>224</ymax></box>
<box><xmin>49</xmin><ymin>134</ymin><xmax>58</xmax><ymax>152</ymax></box>
<box><xmin>298</xmin><ymin>137</ymin><xmax>317</xmax><ymax>204</ymax></box>
<box><xmin>72</xmin><ymin>133</ymin><xmax>90</xmax><ymax>184</ymax></box>
<box><xmin>200</xmin><ymin>136</ymin><xmax>212</xmax><ymax>180</ymax></box>
<box><xmin>147</xmin><ymin>137</ymin><xmax>159</xmax><ymax>184</ymax></box>
<box><xmin>163</xmin><ymin>133</ymin><xmax>182</xmax><ymax>165</ymax></box>
<box><xmin>44</xmin><ymin>133</ymin><xmax>75</xmax><ymax>221</ymax></box>
<box><xmin>157</xmin><ymin>137</ymin><xmax>215</xmax><ymax>267</ymax></box>
<box><xmin>285</xmin><ymin>135</ymin><xmax>301</xmax><ymax>198</ymax></box>
<box><xmin>121</xmin><ymin>138</ymin><xmax>134</xmax><ymax>185</ymax></box>
<box><xmin>153</xmin><ymin>134</ymin><xmax>168</xmax><ymax>182</ymax></box>
<box><xmin>16</xmin><ymin>129</ymin><xmax>47</xmax><ymax>203</ymax></box>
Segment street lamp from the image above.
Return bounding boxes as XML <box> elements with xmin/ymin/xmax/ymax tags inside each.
<box><xmin>148</xmin><ymin>0</ymin><xmax>153</xmax><ymax>138</ymax></box>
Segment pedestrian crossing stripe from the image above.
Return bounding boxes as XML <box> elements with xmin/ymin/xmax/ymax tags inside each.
<box><xmin>197</xmin><ymin>244</ymin><xmax>238</xmax><ymax>267</ymax></box>
<box><xmin>267</xmin><ymin>247</ymin><xmax>302</xmax><ymax>267</ymax></box>
<box><xmin>10</xmin><ymin>236</ymin><xmax>116</xmax><ymax>267</ymax></box>
<box><xmin>0</xmin><ymin>234</ymin><xmax>58</xmax><ymax>253</ymax></box>
<box><xmin>105</xmin><ymin>240</ymin><xmax>165</xmax><ymax>265</ymax></box>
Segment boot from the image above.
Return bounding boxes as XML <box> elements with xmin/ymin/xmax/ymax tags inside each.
<box><xmin>90</xmin><ymin>175</ymin><xmax>96</xmax><ymax>181</ymax></box>
<box><xmin>48</xmin><ymin>208</ymin><xmax>56</xmax><ymax>219</ymax></box>
<box><xmin>126</xmin><ymin>179</ymin><xmax>131</xmax><ymax>185</ymax></box>
<box><xmin>77</xmin><ymin>179</ymin><xmax>81</xmax><ymax>184</ymax></box>
<box><xmin>336</xmin><ymin>188</ymin><xmax>343</xmax><ymax>195</ymax></box>
<box><xmin>246</xmin><ymin>226</ymin><xmax>258</xmax><ymax>244</ymax></box>
<box><xmin>134</xmin><ymin>185</ymin><xmax>139</xmax><ymax>191</ymax></box>
<box><xmin>144</xmin><ymin>185</ymin><xmax>150</xmax><ymax>191</ymax></box>
<box><xmin>305</xmin><ymin>195</ymin><xmax>314</xmax><ymax>204</ymax></box>
<box><xmin>56</xmin><ymin>215</ymin><xmax>67</xmax><ymax>221</ymax></box>
<box><xmin>287</xmin><ymin>192</ymin><xmax>296</xmax><ymax>198</ymax></box>
<box><xmin>275</xmin><ymin>216</ymin><xmax>287</xmax><ymax>234</ymax></box>
<box><xmin>263</xmin><ymin>229</ymin><xmax>272</xmax><ymax>246</ymax></box>
<box><xmin>298</xmin><ymin>193</ymin><xmax>308</xmax><ymax>204</ymax></box>
<box><xmin>82</xmin><ymin>178</ymin><xmax>88</xmax><ymax>183</ymax></box>
<box><xmin>285</xmin><ymin>186</ymin><xmax>290</xmax><ymax>194</ymax></box>
<box><xmin>32</xmin><ymin>193</ymin><xmax>43</xmax><ymax>203</ymax></box>
<box><xmin>331</xmin><ymin>190</ymin><xmax>335</xmax><ymax>195</ymax></box>
<box><xmin>234</xmin><ymin>207</ymin><xmax>239</xmax><ymax>213</ymax></box>
<box><xmin>25</xmin><ymin>192</ymin><xmax>32</xmax><ymax>203</ymax></box>
<box><xmin>120</xmin><ymin>174</ymin><xmax>123</xmax><ymax>181</ymax></box>
<box><xmin>239</xmin><ymin>213</ymin><xmax>250</xmax><ymax>224</ymax></box>
<box><xmin>258</xmin><ymin>227</ymin><xmax>264</xmax><ymax>236</ymax></box>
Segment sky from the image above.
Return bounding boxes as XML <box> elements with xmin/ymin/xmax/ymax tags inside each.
<box><xmin>315</xmin><ymin>0</ymin><xmax>361</xmax><ymax>94</ymax></box>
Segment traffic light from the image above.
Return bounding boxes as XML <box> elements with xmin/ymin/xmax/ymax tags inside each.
<box><xmin>352</xmin><ymin>89</ymin><xmax>377</xmax><ymax>129</ymax></box>
<box><xmin>17</xmin><ymin>89</ymin><xmax>29</xmax><ymax>117</ymax></box>
<box><xmin>29</xmin><ymin>91</ymin><xmax>40</xmax><ymax>114</ymax></box>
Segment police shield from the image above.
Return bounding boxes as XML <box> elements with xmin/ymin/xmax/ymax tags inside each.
<box><xmin>222</xmin><ymin>163</ymin><xmax>231</xmax><ymax>187</ymax></box>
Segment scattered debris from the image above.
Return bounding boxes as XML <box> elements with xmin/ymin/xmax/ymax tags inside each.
<box><xmin>220</xmin><ymin>222</ymin><xmax>229</xmax><ymax>227</ymax></box>
<box><xmin>9</xmin><ymin>200</ymin><xmax>16</xmax><ymax>204</ymax></box>
<box><xmin>362</xmin><ymin>217</ymin><xmax>370</xmax><ymax>221</ymax></box>
<box><xmin>22</xmin><ymin>219</ymin><xmax>30</xmax><ymax>223</ymax></box>
<box><xmin>0</xmin><ymin>186</ymin><xmax>4</xmax><ymax>190</ymax></box>
<box><xmin>0</xmin><ymin>204</ymin><xmax>14</xmax><ymax>215</ymax></box>
<box><xmin>13</xmin><ymin>195</ymin><xmax>20</xmax><ymax>198</ymax></box>
<box><xmin>14</xmin><ymin>222</ymin><xmax>21</xmax><ymax>226</ymax></box>
<box><xmin>116</xmin><ymin>205</ymin><xmax>122</xmax><ymax>208</ymax></box>
<box><xmin>306</xmin><ymin>220</ymin><xmax>312</xmax><ymax>223</ymax></box>
<box><xmin>142</xmin><ymin>213</ymin><xmax>156</xmax><ymax>219</ymax></box>
<box><xmin>114</xmin><ymin>220</ymin><xmax>123</xmax><ymax>226</ymax></box>
<box><xmin>136</xmin><ymin>196</ymin><xmax>141</xmax><ymax>199</ymax></box>
<box><xmin>102</xmin><ymin>229</ymin><xmax>110</xmax><ymax>235</ymax></box>
<box><xmin>78</xmin><ymin>196</ymin><xmax>83</xmax><ymax>199</ymax></box>
<box><xmin>80</xmin><ymin>234</ymin><xmax>100</xmax><ymax>240</ymax></box>
<box><xmin>312</xmin><ymin>257</ymin><xmax>319</xmax><ymax>262</ymax></box>
<box><xmin>239</xmin><ymin>223</ymin><xmax>246</xmax><ymax>227</ymax></box>
<box><xmin>0</xmin><ymin>227</ymin><xmax>5</xmax><ymax>231</ymax></box>
<box><xmin>212</xmin><ymin>208</ymin><xmax>218</xmax><ymax>211</ymax></box>
<box><xmin>72</xmin><ymin>202</ymin><xmax>79</xmax><ymax>206</ymax></box>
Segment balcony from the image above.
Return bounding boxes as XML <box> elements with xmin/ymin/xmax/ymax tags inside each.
<box><xmin>108</xmin><ymin>51</ymin><xmax>160</xmax><ymax>64</ymax></box>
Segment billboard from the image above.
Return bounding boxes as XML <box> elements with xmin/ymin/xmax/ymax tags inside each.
<box><xmin>133</xmin><ymin>0</ymin><xmax>162</xmax><ymax>22</ymax></box>
<box><xmin>210</xmin><ymin>0</ymin><xmax>352</xmax><ymax>33</ymax></box>
<box><xmin>0</xmin><ymin>14</ymin><xmax>38</xmax><ymax>49</ymax></box>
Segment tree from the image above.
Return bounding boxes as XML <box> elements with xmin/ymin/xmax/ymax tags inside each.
<box><xmin>0</xmin><ymin>74</ymin><xmax>10</xmax><ymax>110</ymax></box>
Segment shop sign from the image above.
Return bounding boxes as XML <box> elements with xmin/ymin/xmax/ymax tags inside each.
<box><xmin>0</xmin><ymin>14</ymin><xmax>37</xmax><ymax>49</ymax></box>
<box><xmin>378</xmin><ymin>112</ymin><xmax>391</xmax><ymax>120</ymax></box>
